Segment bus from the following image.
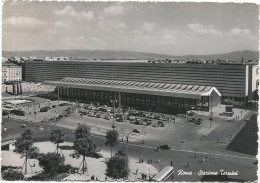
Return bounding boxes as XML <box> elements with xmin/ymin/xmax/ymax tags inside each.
<box><xmin>152</xmin><ymin>166</ymin><xmax>174</xmax><ymax>181</ymax></box>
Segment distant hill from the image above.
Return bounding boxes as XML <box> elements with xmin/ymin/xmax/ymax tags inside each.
<box><xmin>2</xmin><ymin>49</ymin><xmax>259</xmax><ymax>60</ymax></box>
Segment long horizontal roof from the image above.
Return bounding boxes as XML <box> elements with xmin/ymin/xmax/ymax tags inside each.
<box><xmin>44</xmin><ymin>77</ymin><xmax>221</xmax><ymax>99</ymax></box>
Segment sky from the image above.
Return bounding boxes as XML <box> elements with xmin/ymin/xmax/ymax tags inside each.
<box><xmin>2</xmin><ymin>1</ymin><xmax>259</xmax><ymax>55</ymax></box>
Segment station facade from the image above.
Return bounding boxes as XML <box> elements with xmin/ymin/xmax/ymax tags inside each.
<box><xmin>45</xmin><ymin>77</ymin><xmax>221</xmax><ymax>114</ymax></box>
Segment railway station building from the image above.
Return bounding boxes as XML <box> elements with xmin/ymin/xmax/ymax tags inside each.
<box><xmin>44</xmin><ymin>77</ymin><xmax>221</xmax><ymax>114</ymax></box>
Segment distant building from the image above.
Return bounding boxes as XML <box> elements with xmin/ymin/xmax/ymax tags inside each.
<box><xmin>2</xmin><ymin>63</ymin><xmax>22</xmax><ymax>82</ymax></box>
<box><xmin>25</xmin><ymin>61</ymin><xmax>258</xmax><ymax>106</ymax></box>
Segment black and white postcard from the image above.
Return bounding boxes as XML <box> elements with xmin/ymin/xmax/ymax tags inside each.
<box><xmin>1</xmin><ymin>1</ymin><xmax>259</xmax><ymax>182</ymax></box>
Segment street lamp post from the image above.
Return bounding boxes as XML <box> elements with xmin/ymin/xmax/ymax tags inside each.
<box><xmin>111</xmin><ymin>97</ymin><xmax>117</xmax><ymax>130</ymax></box>
<box><xmin>57</xmin><ymin>85</ymin><xmax>60</xmax><ymax>105</ymax></box>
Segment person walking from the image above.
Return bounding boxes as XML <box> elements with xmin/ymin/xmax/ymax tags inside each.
<box><xmin>202</xmin><ymin>158</ymin><xmax>205</xmax><ymax>163</ymax></box>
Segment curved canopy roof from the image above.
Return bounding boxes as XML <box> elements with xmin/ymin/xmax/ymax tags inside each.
<box><xmin>44</xmin><ymin>77</ymin><xmax>221</xmax><ymax>99</ymax></box>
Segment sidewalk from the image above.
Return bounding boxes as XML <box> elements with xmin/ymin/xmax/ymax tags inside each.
<box><xmin>192</xmin><ymin>104</ymin><xmax>250</xmax><ymax>120</ymax></box>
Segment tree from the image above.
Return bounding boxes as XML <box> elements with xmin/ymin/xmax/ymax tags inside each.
<box><xmin>105</xmin><ymin>151</ymin><xmax>129</xmax><ymax>179</ymax></box>
<box><xmin>38</xmin><ymin>152</ymin><xmax>72</xmax><ymax>178</ymax></box>
<box><xmin>105</xmin><ymin>130</ymin><xmax>119</xmax><ymax>158</ymax></box>
<box><xmin>49</xmin><ymin>129</ymin><xmax>66</xmax><ymax>153</ymax></box>
<box><xmin>71</xmin><ymin>124</ymin><xmax>96</xmax><ymax>174</ymax></box>
<box><xmin>14</xmin><ymin>129</ymin><xmax>39</xmax><ymax>174</ymax></box>
<box><xmin>75</xmin><ymin>123</ymin><xmax>91</xmax><ymax>139</ymax></box>
<box><xmin>2</xmin><ymin>169</ymin><xmax>24</xmax><ymax>180</ymax></box>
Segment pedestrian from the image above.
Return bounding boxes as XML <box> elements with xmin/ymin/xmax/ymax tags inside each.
<box><xmin>158</xmin><ymin>158</ymin><xmax>160</xmax><ymax>163</ymax></box>
<box><xmin>136</xmin><ymin>169</ymin><xmax>139</xmax><ymax>175</ymax></box>
<box><xmin>194</xmin><ymin>153</ymin><xmax>197</xmax><ymax>158</ymax></box>
<box><xmin>217</xmin><ymin>138</ymin><xmax>220</xmax><ymax>143</ymax></box>
<box><xmin>187</xmin><ymin>163</ymin><xmax>189</xmax><ymax>168</ymax></box>
<box><xmin>202</xmin><ymin>157</ymin><xmax>205</xmax><ymax>163</ymax></box>
<box><xmin>170</xmin><ymin>161</ymin><xmax>173</xmax><ymax>166</ymax></box>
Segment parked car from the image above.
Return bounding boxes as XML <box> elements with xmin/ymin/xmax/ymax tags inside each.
<box><xmin>104</xmin><ymin>115</ymin><xmax>111</xmax><ymax>120</ymax></box>
<box><xmin>21</xmin><ymin>124</ymin><xmax>26</xmax><ymax>128</ymax></box>
<box><xmin>132</xmin><ymin>129</ymin><xmax>140</xmax><ymax>133</ymax></box>
<box><xmin>40</xmin><ymin>106</ymin><xmax>49</xmax><ymax>112</ymax></box>
<box><xmin>56</xmin><ymin>115</ymin><xmax>63</xmax><ymax>120</ymax></box>
<box><xmin>152</xmin><ymin>124</ymin><xmax>157</xmax><ymax>128</ymax></box>
<box><xmin>158</xmin><ymin>121</ymin><xmax>165</xmax><ymax>127</ymax></box>
<box><xmin>65</xmin><ymin>107</ymin><xmax>71</xmax><ymax>111</ymax></box>
<box><xmin>195</xmin><ymin>120</ymin><xmax>201</xmax><ymax>125</ymax></box>
<box><xmin>96</xmin><ymin>113</ymin><xmax>101</xmax><ymax>118</ymax></box>
<box><xmin>188</xmin><ymin>111</ymin><xmax>195</xmax><ymax>116</ymax></box>
<box><xmin>59</xmin><ymin>103</ymin><xmax>70</xmax><ymax>106</ymax></box>
<box><xmin>2</xmin><ymin>110</ymin><xmax>10</xmax><ymax>116</ymax></box>
<box><xmin>189</xmin><ymin>118</ymin><xmax>196</xmax><ymax>123</ymax></box>
<box><xmin>11</xmin><ymin>110</ymin><xmax>25</xmax><ymax>116</ymax></box>
<box><xmin>159</xmin><ymin>144</ymin><xmax>171</xmax><ymax>150</ymax></box>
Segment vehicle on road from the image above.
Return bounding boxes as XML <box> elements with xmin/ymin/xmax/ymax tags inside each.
<box><xmin>132</xmin><ymin>129</ymin><xmax>140</xmax><ymax>133</ymax></box>
<box><xmin>245</xmin><ymin>118</ymin><xmax>250</xmax><ymax>122</ymax></box>
<box><xmin>195</xmin><ymin>120</ymin><xmax>201</xmax><ymax>125</ymax></box>
<box><xmin>10</xmin><ymin>110</ymin><xmax>25</xmax><ymax>116</ymax></box>
<box><xmin>40</xmin><ymin>106</ymin><xmax>49</xmax><ymax>112</ymax></box>
<box><xmin>104</xmin><ymin>115</ymin><xmax>110</xmax><ymax>120</ymax></box>
<box><xmin>59</xmin><ymin>103</ymin><xmax>70</xmax><ymax>106</ymax></box>
<box><xmin>188</xmin><ymin>111</ymin><xmax>195</xmax><ymax>116</ymax></box>
<box><xmin>158</xmin><ymin>121</ymin><xmax>165</xmax><ymax>127</ymax></box>
<box><xmin>159</xmin><ymin>144</ymin><xmax>171</xmax><ymax>150</ymax></box>
<box><xmin>2</xmin><ymin>110</ymin><xmax>10</xmax><ymax>116</ymax></box>
<box><xmin>189</xmin><ymin>118</ymin><xmax>196</xmax><ymax>123</ymax></box>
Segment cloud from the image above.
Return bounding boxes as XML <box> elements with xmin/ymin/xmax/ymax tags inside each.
<box><xmin>97</xmin><ymin>20</ymin><xmax>126</xmax><ymax>31</ymax></box>
<box><xmin>103</xmin><ymin>5</ymin><xmax>124</xmax><ymax>15</ymax></box>
<box><xmin>186</xmin><ymin>23</ymin><xmax>221</xmax><ymax>35</ymax></box>
<box><xmin>227</xmin><ymin>28</ymin><xmax>251</xmax><ymax>37</ymax></box>
<box><xmin>142</xmin><ymin>22</ymin><xmax>155</xmax><ymax>32</ymax></box>
<box><xmin>53</xmin><ymin>6</ymin><xmax>94</xmax><ymax>20</ymax></box>
<box><xmin>54</xmin><ymin>21</ymin><xmax>65</xmax><ymax>27</ymax></box>
<box><xmin>3</xmin><ymin>16</ymin><xmax>48</xmax><ymax>29</ymax></box>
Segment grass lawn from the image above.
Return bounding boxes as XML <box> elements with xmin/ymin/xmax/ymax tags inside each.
<box><xmin>226</xmin><ymin>114</ymin><xmax>258</xmax><ymax>156</ymax></box>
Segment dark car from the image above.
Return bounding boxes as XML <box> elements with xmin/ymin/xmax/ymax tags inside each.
<box><xmin>2</xmin><ymin>110</ymin><xmax>10</xmax><ymax>116</ymax></box>
<box><xmin>56</xmin><ymin>114</ymin><xmax>63</xmax><ymax>120</ymax></box>
<box><xmin>195</xmin><ymin>120</ymin><xmax>201</xmax><ymax>125</ymax></box>
<box><xmin>40</xmin><ymin>106</ymin><xmax>49</xmax><ymax>112</ymax></box>
<box><xmin>59</xmin><ymin>103</ymin><xmax>70</xmax><ymax>106</ymax></box>
<box><xmin>189</xmin><ymin>118</ymin><xmax>195</xmax><ymax>123</ymax></box>
<box><xmin>132</xmin><ymin>129</ymin><xmax>140</xmax><ymax>133</ymax></box>
<box><xmin>52</xmin><ymin>105</ymin><xmax>57</xmax><ymax>108</ymax></box>
<box><xmin>11</xmin><ymin>110</ymin><xmax>25</xmax><ymax>116</ymax></box>
<box><xmin>188</xmin><ymin>111</ymin><xmax>195</xmax><ymax>116</ymax></box>
<box><xmin>65</xmin><ymin>107</ymin><xmax>71</xmax><ymax>111</ymax></box>
<box><xmin>159</xmin><ymin>144</ymin><xmax>171</xmax><ymax>150</ymax></box>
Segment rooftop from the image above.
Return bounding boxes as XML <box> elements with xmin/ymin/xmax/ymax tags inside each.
<box><xmin>44</xmin><ymin>77</ymin><xmax>221</xmax><ymax>99</ymax></box>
